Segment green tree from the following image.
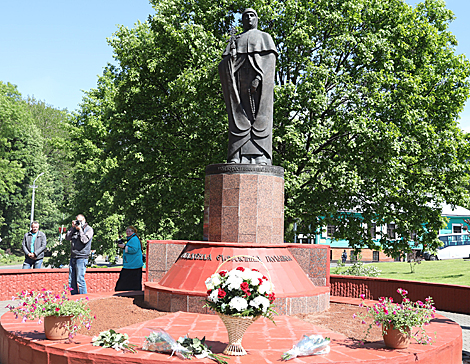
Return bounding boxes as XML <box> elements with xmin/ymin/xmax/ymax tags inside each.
<box><xmin>0</xmin><ymin>83</ymin><xmax>26</xmax><ymax>199</ymax></box>
<box><xmin>26</xmin><ymin>97</ymin><xmax>74</xmax><ymax>245</ymax></box>
<box><xmin>71</xmin><ymin>0</ymin><xmax>470</xmax><ymax>258</ymax></box>
<box><xmin>0</xmin><ymin>83</ymin><xmax>72</xmax><ymax>253</ymax></box>
<box><xmin>0</xmin><ymin>82</ymin><xmax>46</xmax><ymax>247</ymax></box>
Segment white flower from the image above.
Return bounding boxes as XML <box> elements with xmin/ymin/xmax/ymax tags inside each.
<box><xmin>242</xmin><ymin>269</ymin><xmax>263</xmax><ymax>285</ymax></box>
<box><xmin>224</xmin><ymin>275</ymin><xmax>243</xmax><ymax>291</ymax></box>
<box><xmin>205</xmin><ymin>274</ymin><xmax>222</xmax><ymax>290</ymax></box>
<box><xmin>208</xmin><ymin>290</ymin><xmax>219</xmax><ymax>303</ymax></box>
<box><xmin>258</xmin><ymin>280</ymin><xmax>271</xmax><ymax>294</ymax></box>
<box><xmin>249</xmin><ymin>296</ymin><xmax>270</xmax><ymax>312</ymax></box>
<box><xmin>227</xmin><ymin>269</ymin><xmax>243</xmax><ymax>279</ymax></box>
<box><xmin>229</xmin><ymin>296</ymin><xmax>248</xmax><ymax>312</ymax></box>
<box><xmin>112</xmin><ymin>342</ymin><xmax>123</xmax><ymax>351</ymax></box>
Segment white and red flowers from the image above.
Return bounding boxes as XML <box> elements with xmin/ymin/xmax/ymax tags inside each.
<box><xmin>205</xmin><ymin>266</ymin><xmax>276</xmax><ymax>320</ymax></box>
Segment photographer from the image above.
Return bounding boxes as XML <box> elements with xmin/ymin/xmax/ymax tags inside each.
<box><xmin>22</xmin><ymin>221</ymin><xmax>47</xmax><ymax>269</ymax></box>
<box><xmin>114</xmin><ymin>226</ymin><xmax>143</xmax><ymax>291</ymax></box>
<box><xmin>65</xmin><ymin>214</ymin><xmax>93</xmax><ymax>295</ymax></box>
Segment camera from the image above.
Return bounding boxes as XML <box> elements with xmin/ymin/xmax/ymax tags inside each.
<box><xmin>74</xmin><ymin>220</ymin><xmax>81</xmax><ymax>226</ymax></box>
<box><xmin>115</xmin><ymin>237</ymin><xmax>125</xmax><ymax>245</ymax></box>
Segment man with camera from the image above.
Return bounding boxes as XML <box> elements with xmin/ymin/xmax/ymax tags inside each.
<box><xmin>65</xmin><ymin>214</ymin><xmax>93</xmax><ymax>295</ymax></box>
<box><xmin>22</xmin><ymin>221</ymin><xmax>47</xmax><ymax>269</ymax></box>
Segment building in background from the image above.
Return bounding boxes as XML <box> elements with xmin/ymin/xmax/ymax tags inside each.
<box><xmin>294</xmin><ymin>204</ymin><xmax>470</xmax><ymax>262</ymax></box>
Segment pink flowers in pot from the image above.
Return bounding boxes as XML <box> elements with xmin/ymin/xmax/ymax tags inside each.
<box><xmin>6</xmin><ymin>284</ymin><xmax>94</xmax><ymax>340</ymax></box>
<box><xmin>354</xmin><ymin>288</ymin><xmax>436</xmax><ymax>344</ymax></box>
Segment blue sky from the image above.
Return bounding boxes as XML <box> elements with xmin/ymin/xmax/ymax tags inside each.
<box><xmin>0</xmin><ymin>1</ymin><xmax>153</xmax><ymax>111</ymax></box>
<box><xmin>1</xmin><ymin>0</ymin><xmax>470</xmax><ymax>131</ymax></box>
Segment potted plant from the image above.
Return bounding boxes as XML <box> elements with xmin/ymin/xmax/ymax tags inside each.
<box><xmin>354</xmin><ymin>288</ymin><xmax>436</xmax><ymax>348</ymax></box>
<box><xmin>204</xmin><ymin>263</ymin><xmax>276</xmax><ymax>356</ymax></box>
<box><xmin>7</xmin><ymin>284</ymin><xmax>94</xmax><ymax>341</ymax></box>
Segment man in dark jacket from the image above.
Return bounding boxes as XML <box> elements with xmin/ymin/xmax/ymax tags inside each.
<box><xmin>65</xmin><ymin>214</ymin><xmax>93</xmax><ymax>295</ymax></box>
<box><xmin>22</xmin><ymin>221</ymin><xmax>47</xmax><ymax>269</ymax></box>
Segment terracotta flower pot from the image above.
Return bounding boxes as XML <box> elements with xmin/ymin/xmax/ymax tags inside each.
<box><xmin>44</xmin><ymin>315</ymin><xmax>73</xmax><ymax>340</ymax></box>
<box><xmin>217</xmin><ymin>313</ymin><xmax>259</xmax><ymax>355</ymax></box>
<box><xmin>383</xmin><ymin>325</ymin><xmax>411</xmax><ymax>349</ymax></box>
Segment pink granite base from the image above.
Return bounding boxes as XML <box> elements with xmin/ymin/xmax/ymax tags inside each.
<box><xmin>203</xmin><ymin>164</ymin><xmax>284</xmax><ymax>244</ymax></box>
<box><xmin>144</xmin><ymin>282</ymin><xmax>330</xmax><ymax>315</ymax></box>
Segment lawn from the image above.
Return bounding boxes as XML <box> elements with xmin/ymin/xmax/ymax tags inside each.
<box><xmin>366</xmin><ymin>259</ymin><xmax>470</xmax><ymax>286</ymax></box>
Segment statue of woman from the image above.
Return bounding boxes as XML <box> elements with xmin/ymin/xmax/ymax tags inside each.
<box><xmin>219</xmin><ymin>8</ymin><xmax>278</xmax><ymax>165</ymax></box>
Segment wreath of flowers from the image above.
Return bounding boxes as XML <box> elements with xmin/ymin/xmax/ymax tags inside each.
<box><xmin>204</xmin><ymin>266</ymin><xmax>276</xmax><ymax>321</ymax></box>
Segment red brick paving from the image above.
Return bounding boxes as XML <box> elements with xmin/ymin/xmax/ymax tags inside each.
<box><xmin>0</xmin><ymin>291</ymin><xmax>463</xmax><ymax>364</ymax></box>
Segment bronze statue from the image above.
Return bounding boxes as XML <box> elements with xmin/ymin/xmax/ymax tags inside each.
<box><xmin>219</xmin><ymin>8</ymin><xmax>278</xmax><ymax>165</ymax></box>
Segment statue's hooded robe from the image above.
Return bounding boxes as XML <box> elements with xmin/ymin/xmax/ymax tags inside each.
<box><xmin>218</xmin><ymin>26</ymin><xmax>278</xmax><ymax>163</ymax></box>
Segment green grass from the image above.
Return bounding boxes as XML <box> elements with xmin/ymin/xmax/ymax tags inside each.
<box><xmin>0</xmin><ymin>255</ymin><xmax>24</xmax><ymax>266</ymax></box>
<box><xmin>366</xmin><ymin>259</ymin><xmax>470</xmax><ymax>286</ymax></box>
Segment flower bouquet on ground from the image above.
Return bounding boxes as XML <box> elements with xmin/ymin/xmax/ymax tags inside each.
<box><xmin>177</xmin><ymin>335</ymin><xmax>229</xmax><ymax>364</ymax></box>
<box><xmin>141</xmin><ymin>328</ymin><xmax>228</xmax><ymax>363</ymax></box>
<box><xmin>354</xmin><ymin>288</ymin><xmax>436</xmax><ymax>347</ymax></box>
<box><xmin>6</xmin><ymin>284</ymin><xmax>94</xmax><ymax>341</ymax></box>
<box><xmin>92</xmin><ymin>329</ymin><xmax>137</xmax><ymax>353</ymax></box>
<box><xmin>204</xmin><ymin>261</ymin><xmax>276</xmax><ymax>355</ymax></box>
<box><xmin>281</xmin><ymin>334</ymin><xmax>331</xmax><ymax>361</ymax></box>
<box><xmin>142</xmin><ymin>328</ymin><xmax>192</xmax><ymax>359</ymax></box>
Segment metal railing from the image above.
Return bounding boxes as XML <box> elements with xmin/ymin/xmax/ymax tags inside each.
<box><xmin>438</xmin><ymin>234</ymin><xmax>470</xmax><ymax>248</ymax></box>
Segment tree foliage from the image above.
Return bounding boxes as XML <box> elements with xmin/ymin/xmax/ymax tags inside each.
<box><xmin>71</xmin><ymin>0</ymin><xmax>470</xmax><ymax>257</ymax></box>
<box><xmin>0</xmin><ymin>82</ymin><xmax>71</xmax><ymax>251</ymax></box>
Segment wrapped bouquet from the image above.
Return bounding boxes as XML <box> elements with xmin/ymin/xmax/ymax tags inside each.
<box><xmin>142</xmin><ymin>328</ymin><xmax>192</xmax><ymax>359</ymax></box>
<box><xmin>142</xmin><ymin>328</ymin><xmax>228</xmax><ymax>363</ymax></box>
<box><xmin>281</xmin><ymin>334</ymin><xmax>331</xmax><ymax>361</ymax></box>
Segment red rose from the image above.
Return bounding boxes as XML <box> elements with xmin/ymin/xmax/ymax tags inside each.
<box><xmin>240</xmin><ymin>282</ymin><xmax>249</xmax><ymax>291</ymax></box>
<box><xmin>218</xmin><ymin>288</ymin><xmax>226</xmax><ymax>298</ymax></box>
<box><xmin>268</xmin><ymin>292</ymin><xmax>276</xmax><ymax>302</ymax></box>
<box><xmin>219</xmin><ymin>270</ymin><xmax>227</xmax><ymax>277</ymax></box>
<box><xmin>236</xmin><ymin>267</ymin><xmax>245</xmax><ymax>272</ymax></box>
<box><xmin>207</xmin><ymin>290</ymin><xmax>212</xmax><ymax>295</ymax></box>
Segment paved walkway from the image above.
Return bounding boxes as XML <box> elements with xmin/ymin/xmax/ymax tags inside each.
<box><xmin>436</xmin><ymin>310</ymin><xmax>470</xmax><ymax>363</ymax></box>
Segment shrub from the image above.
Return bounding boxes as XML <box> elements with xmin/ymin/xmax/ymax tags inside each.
<box><xmin>333</xmin><ymin>260</ymin><xmax>381</xmax><ymax>277</ymax></box>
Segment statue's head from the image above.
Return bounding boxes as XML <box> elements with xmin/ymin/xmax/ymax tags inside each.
<box><xmin>242</xmin><ymin>8</ymin><xmax>258</xmax><ymax>31</ymax></box>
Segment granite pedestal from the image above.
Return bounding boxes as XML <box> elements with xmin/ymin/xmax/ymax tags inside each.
<box><xmin>144</xmin><ymin>164</ymin><xmax>330</xmax><ymax>315</ymax></box>
<box><xmin>203</xmin><ymin>164</ymin><xmax>284</xmax><ymax>244</ymax></box>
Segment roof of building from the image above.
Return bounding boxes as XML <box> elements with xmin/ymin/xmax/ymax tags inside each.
<box><xmin>441</xmin><ymin>203</ymin><xmax>470</xmax><ymax>217</ymax></box>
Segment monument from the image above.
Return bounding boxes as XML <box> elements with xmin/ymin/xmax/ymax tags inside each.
<box><xmin>218</xmin><ymin>8</ymin><xmax>277</xmax><ymax>166</ymax></box>
<box><xmin>144</xmin><ymin>9</ymin><xmax>330</xmax><ymax>315</ymax></box>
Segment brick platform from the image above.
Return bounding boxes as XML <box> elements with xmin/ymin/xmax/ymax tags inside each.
<box><xmin>0</xmin><ymin>292</ymin><xmax>462</xmax><ymax>364</ymax></box>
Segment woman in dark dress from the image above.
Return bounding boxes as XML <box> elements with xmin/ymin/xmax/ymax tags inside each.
<box><xmin>114</xmin><ymin>226</ymin><xmax>144</xmax><ymax>291</ymax></box>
